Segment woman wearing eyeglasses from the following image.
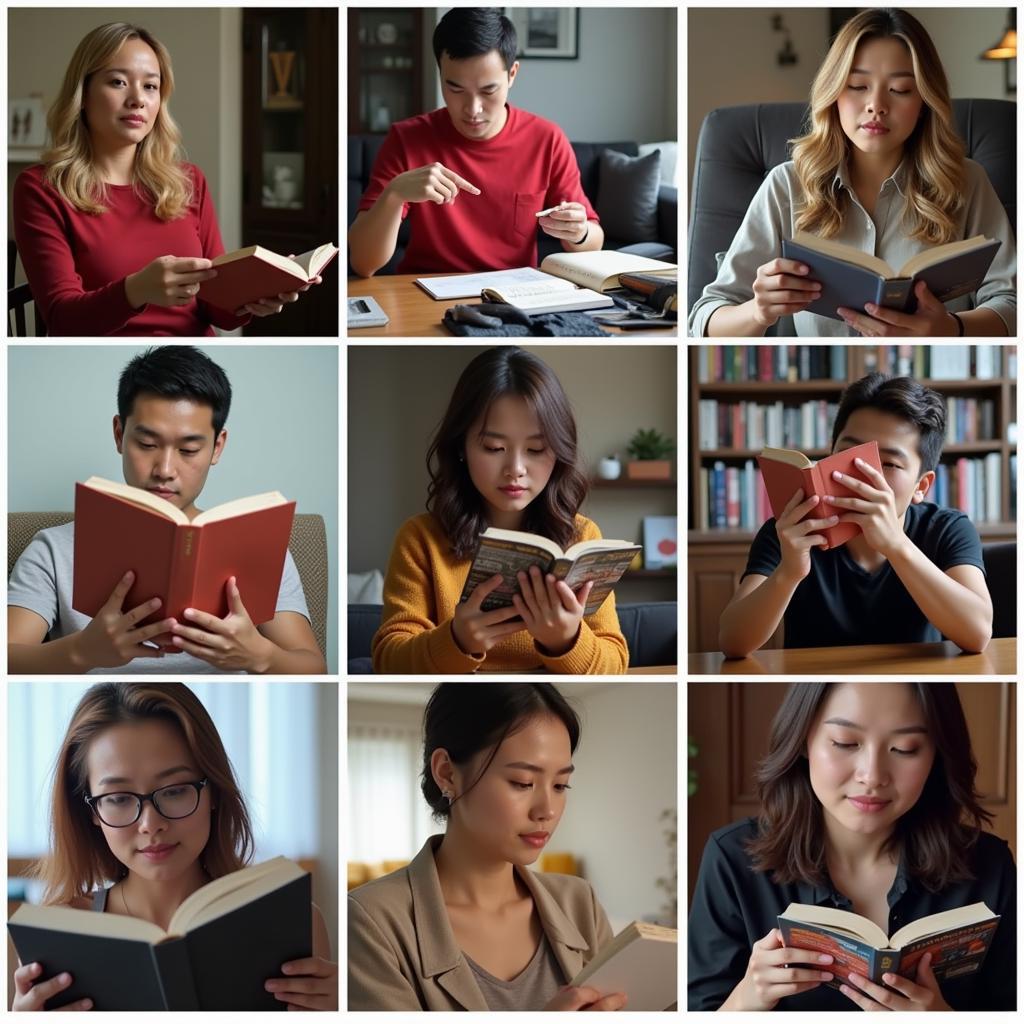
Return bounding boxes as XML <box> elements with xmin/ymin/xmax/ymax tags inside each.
<box><xmin>11</xmin><ymin>682</ymin><xmax>337</xmax><ymax>1012</ymax></box>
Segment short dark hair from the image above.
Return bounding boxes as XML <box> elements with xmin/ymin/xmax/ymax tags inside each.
<box><xmin>426</xmin><ymin>347</ymin><xmax>588</xmax><ymax>560</ymax></box>
<box><xmin>831</xmin><ymin>372</ymin><xmax>946</xmax><ymax>474</ymax></box>
<box><xmin>421</xmin><ymin>683</ymin><xmax>580</xmax><ymax>821</ymax></box>
<box><xmin>432</xmin><ymin>8</ymin><xmax>518</xmax><ymax>71</ymax></box>
<box><xmin>745</xmin><ymin>683</ymin><xmax>992</xmax><ymax>892</ymax></box>
<box><xmin>117</xmin><ymin>346</ymin><xmax>233</xmax><ymax>434</ymax></box>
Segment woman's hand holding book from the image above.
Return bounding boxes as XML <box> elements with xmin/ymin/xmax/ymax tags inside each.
<box><xmin>124</xmin><ymin>256</ymin><xmax>218</xmax><ymax>309</ymax></box>
<box><xmin>12</xmin><ymin>962</ymin><xmax>92</xmax><ymax>1012</ymax></box>
<box><xmin>838</xmin><ymin>280</ymin><xmax>958</xmax><ymax>338</ymax></box>
<box><xmin>721</xmin><ymin>928</ymin><xmax>835</xmax><ymax>1011</ymax></box>
<box><xmin>451</xmin><ymin>573</ymin><xmax>527</xmax><ymax>656</ymax></box>
<box><xmin>263</xmin><ymin>955</ymin><xmax>338</xmax><ymax>1011</ymax></box>
<box><xmin>839</xmin><ymin>953</ymin><xmax>951</xmax><ymax>1012</ymax></box>
<box><xmin>543</xmin><ymin>984</ymin><xmax>627</xmax><ymax>1011</ymax></box>
<box><xmin>512</xmin><ymin>565</ymin><xmax>593</xmax><ymax>657</ymax></box>
<box><xmin>751</xmin><ymin>258</ymin><xmax>822</xmax><ymax>328</ymax></box>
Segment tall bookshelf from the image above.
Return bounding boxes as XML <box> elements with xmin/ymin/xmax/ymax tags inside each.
<box><xmin>687</xmin><ymin>344</ymin><xmax>1017</xmax><ymax>653</ymax></box>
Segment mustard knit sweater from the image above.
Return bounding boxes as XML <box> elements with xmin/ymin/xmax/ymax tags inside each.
<box><xmin>372</xmin><ymin>513</ymin><xmax>629</xmax><ymax>674</ymax></box>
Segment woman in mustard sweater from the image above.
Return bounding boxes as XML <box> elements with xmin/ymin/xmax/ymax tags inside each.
<box><xmin>372</xmin><ymin>347</ymin><xmax>628</xmax><ymax>674</ymax></box>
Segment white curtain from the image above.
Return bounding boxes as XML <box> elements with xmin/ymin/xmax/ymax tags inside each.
<box><xmin>348</xmin><ymin>719</ymin><xmax>434</xmax><ymax>862</ymax></box>
<box><xmin>7</xmin><ymin>682</ymin><xmax>322</xmax><ymax>863</ymax></box>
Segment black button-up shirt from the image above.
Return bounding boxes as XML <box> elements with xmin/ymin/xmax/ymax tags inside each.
<box><xmin>688</xmin><ymin>818</ymin><xmax>1015</xmax><ymax>1010</ymax></box>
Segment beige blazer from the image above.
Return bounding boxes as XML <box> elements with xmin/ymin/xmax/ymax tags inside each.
<box><xmin>348</xmin><ymin>835</ymin><xmax>614</xmax><ymax>1011</ymax></box>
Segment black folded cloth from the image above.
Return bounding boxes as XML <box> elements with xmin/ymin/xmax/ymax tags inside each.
<box><xmin>443</xmin><ymin>302</ymin><xmax>612</xmax><ymax>337</ymax></box>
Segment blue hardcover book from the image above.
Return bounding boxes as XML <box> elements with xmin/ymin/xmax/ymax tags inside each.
<box><xmin>781</xmin><ymin>232</ymin><xmax>1000</xmax><ymax>321</ymax></box>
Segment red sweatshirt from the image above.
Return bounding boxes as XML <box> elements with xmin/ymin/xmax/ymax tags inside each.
<box><xmin>13</xmin><ymin>163</ymin><xmax>248</xmax><ymax>336</ymax></box>
<box><xmin>358</xmin><ymin>104</ymin><xmax>598</xmax><ymax>274</ymax></box>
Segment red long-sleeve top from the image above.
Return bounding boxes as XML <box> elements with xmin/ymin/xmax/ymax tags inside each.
<box><xmin>13</xmin><ymin>163</ymin><xmax>248</xmax><ymax>336</ymax></box>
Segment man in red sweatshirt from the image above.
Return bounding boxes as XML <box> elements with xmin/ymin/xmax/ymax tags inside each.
<box><xmin>349</xmin><ymin>8</ymin><xmax>604</xmax><ymax>276</ymax></box>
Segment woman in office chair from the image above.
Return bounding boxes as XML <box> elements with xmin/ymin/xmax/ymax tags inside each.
<box><xmin>12</xmin><ymin>22</ymin><xmax>320</xmax><ymax>336</ymax></box>
<box><xmin>689</xmin><ymin>7</ymin><xmax>1015</xmax><ymax>338</ymax></box>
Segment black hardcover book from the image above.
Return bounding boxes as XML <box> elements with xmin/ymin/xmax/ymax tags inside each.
<box><xmin>8</xmin><ymin>857</ymin><xmax>311</xmax><ymax>1011</ymax></box>
<box><xmin>781</xmin><ymin>231</ymin><xmax>1000</xmax><ymax>321</ymax></box>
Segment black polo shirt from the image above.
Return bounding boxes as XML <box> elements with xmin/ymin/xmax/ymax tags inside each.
<box><xmin>741</xmin><ymin>503</ymin><xmax>985</xmax><ymax>648</ymax></box>
<box><xmin>688</xmin><ymin>818</ymin><xmax>1016</xmax><ymax>1011</ymax></box>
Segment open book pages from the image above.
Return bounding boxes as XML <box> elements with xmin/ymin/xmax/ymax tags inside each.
<box><xmin>781</xmin><ymin>901</ymin><xmax>994</xmax><ymax>951</ymax></box>
<box><xmin>81</xmin><ymin>477</ymin><xmax>288</xmax><ymax>528</ymax></box>
<box><xmin>415</xmin><ymin>267</ymin><xmax>551</xmax><ymax>300</ymax></box>
<box><xmin>790</xmin><ymin>230</ymin><xmax>993</xmax><ymax>280</ymax></box>
<box><xmin>539</xmin><ymin>250</ymin><xmax>677</xmax><ymax>292</ymax></box>
<box><xmin>480</xmin><ymin>527</ymin><xmax>636</xmax><ymax>562</ymax></box>
<box><xmin>212</xmin><ymin>243</ymin><xmax>337</xmax><ymax>282</ymax></box>
<box><xmin>480</xmin><ymin>279</ymin><xmax>611</xmax><ymax>313</ymax></box>
<box><xmin>759</xmin><ymin>446</ymin><xmax>816</xmax><ymax>469</ymax></box>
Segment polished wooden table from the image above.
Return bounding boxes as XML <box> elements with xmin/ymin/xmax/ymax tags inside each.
<box><xmin>687</xmin><ymin>637</ymin><xmax>1016</xmax><ymax>676</ymax></box>
<box><xmin>629</xmin><ymin>665</ymin><xmax>677</xmax><ymax>675</ymax></box>
<box><xmin>347</xmin><ymin>274</ymin><xmax>677</xmax><ymax>337</ymax></box>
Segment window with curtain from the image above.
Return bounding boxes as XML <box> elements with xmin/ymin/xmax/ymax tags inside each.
<box><xmin>8</xmin><ymin>682</ymin><xmax>323</xmax><ymax>864</ymax></box>
<box><xmin>348</xmin><ymin>717</ymin><xmax>435</xmax><ymax>862</ymax></box>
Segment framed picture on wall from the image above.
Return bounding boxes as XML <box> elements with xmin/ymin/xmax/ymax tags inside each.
<box><xmin>9</xmin><ymin>97</ymin><xmax>46</xmax><ymax>149</ymax></box>
<box><xmin>504</xmin><ymin>8</ymin><xmax>579</xmax><ymax>60</ymax></box>
<box><xmin>643</xmin><ymin>515</ymin><xmax>678</xmax><ymax>569</ymax></box>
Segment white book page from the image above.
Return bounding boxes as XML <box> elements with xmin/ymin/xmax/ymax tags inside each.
<box><xmin>416</xmin><ymin>267</ymin><xmax>551</xmax><ymax>300</ymax></box>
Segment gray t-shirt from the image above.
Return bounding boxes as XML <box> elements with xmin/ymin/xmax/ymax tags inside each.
<box><xmin>8</xmin><ymin>522</ymin><xmax>311</xmax><ymax>675</ymax></box>
<box><xmin>465</xmin><ymin>935</ymin><xmax>566</xmax><ymax>1011</ymax></box>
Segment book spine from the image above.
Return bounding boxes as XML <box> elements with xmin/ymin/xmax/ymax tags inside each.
<box><xmin>151</xmin><ymin>939</ymin><xmax>200</xmax><ymax>1010</ymax></box>
<box><xmin>166</xmin><ymin>524</ymin><xmax>200</xmax><ymax>622</ymax></box>
<box><xmin>880</xmin><ymin>278</ymin><xmax>914</xmax><ymax>311</ymax></box>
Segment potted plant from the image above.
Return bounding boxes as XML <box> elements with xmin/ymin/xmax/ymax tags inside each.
<box><xmin>626</xmin><ymin>428</ymin><xmax>675</xmax><ymax>480</ymax></box>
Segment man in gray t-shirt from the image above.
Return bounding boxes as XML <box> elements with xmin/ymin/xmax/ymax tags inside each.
<box><xmin>8</xmin><ymin>346</ymin><xmax>326</xmax><ymax>675</ymax></box>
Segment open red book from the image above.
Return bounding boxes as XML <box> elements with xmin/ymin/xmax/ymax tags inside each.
<box><xmin>756</xmin><ymin>440</ymin><xmax>882</xmax><ymax>550</ymax></box>
<box><xmin>199</xmin><ymin>243</ymin><xmax>337</xmax><ymax>312</ymax></box>
<box><xmin>72</xmin><ymin>477</ymin><xmax>295</xmax><ymax>625</ymax></box>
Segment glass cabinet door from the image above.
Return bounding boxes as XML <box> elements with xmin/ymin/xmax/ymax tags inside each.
<box><xmin>259</xmin><ymin>11</ymin><xmax>306</xmax><ymax>211</ymax></box>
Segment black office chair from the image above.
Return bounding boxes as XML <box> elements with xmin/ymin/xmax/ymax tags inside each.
<box><xmin>982</xmin><ymin>541</ymin><xmax>1016</xmax><ymax>639</ymax></box>
<box><xmin>7</xmin><ymin>241</ymin><xmax>45</xmax><ymax>336</ymax></box>
<box><xmin>688</xmin><ymin>98</ymin><xmax>1017</xmax><ymax>333</ymax></box>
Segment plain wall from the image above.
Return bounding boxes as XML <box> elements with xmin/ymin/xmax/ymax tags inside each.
<box><xmin>425</xmin><ymin>8</ymin><xmax>677</xmax><ymax>143</ymax></box>
<box><xmin>347</xmin><ymin>345</ymin><xmax>677</xmax><ymax>603</ymax></box>
<box><xmin>688</xmin><ymin>7</ymin><xmax>1013</xmax><ymax>183</ymax></box>
<box><xmin>7</xmin><ymin>8</ymin><xmax>243</xmax><ymax>267</ymax></box>
<box><xmin>7</xmin><ymin>345</ymin><xmax>338</xmax><ymax>671</ymax></box>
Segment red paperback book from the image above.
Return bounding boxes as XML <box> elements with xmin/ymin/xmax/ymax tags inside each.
<box><xmin>199</xmin><ymin>243</ymin><xmax>338</xmax><ymax>313</ymax></box>
<box><xmin>756</xmin><ymin>440</ymin><xmax>883</xmax><ymax>550</ymax></box>
<box><xmin>72</xmin><ymin>477</ymin><xmax>295</xmax><ymax>625</ymax></box>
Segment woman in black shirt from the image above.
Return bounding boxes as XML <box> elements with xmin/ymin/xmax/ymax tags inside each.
<box><xmin>689</xmin><ymin>683</ymin><xmax>1015</xmax><ymax>1011</ymax></box>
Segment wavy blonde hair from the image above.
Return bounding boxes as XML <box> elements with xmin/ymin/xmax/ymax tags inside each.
<box><xmin>43</xmin><ymin>22</ymin><xmax>193</xmax><ymax>220</ymax></box>
<box><xmin>790</xmin><ymin>8</ymin><xmax>966</xmax><ymax>244</ymax></box>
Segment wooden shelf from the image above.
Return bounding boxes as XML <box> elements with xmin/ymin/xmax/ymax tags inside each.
<box><xmin>698</xmin><ymin>380</ymin><xmax>846</xmax><ymax>396</ymax></box>
<box><xmin>689</xmin><ymin>521</ymin><xmax>1016</xmax><ymax>544</ymax></box>
<box><xmin>591</xmin><ymin>477</ymin><xmax>676</xmax><ymax>489</ymax></box>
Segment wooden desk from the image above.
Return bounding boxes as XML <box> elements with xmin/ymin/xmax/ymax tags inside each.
<box><xmin>348</xmin><ymin>274</ymin><xmax>677</xmax><ymax>337</ymax></box>
<box><xmin>687</xmin><ymin>637</ymin><xmax>1016</xmax><ymax>676</ymax></box>
<box><xmin>628</xmin><ymin>665</ymin><xmax>677</xmax><ymax>675</ymax></box>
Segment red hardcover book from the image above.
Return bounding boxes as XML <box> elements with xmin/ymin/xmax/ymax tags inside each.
<box><xmin>72</xmin><ymin>478</ymin><xmax>295</xmax><ymax>626</ymax></box>
<box><xmin>199</xmin><ymin>243</ymin><xmax>338</xmax><ymax>313</ymax></box>
<box><xmin>755</xmin><ymin>440</ymin><xmax>882</xmax><ymax>550</ymax></box>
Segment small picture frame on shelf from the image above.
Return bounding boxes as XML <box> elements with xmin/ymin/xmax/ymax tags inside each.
<box><xmin>643</xmin><ymin>516</ymin><xmax>678</xmax><ymax>569</ymax></box>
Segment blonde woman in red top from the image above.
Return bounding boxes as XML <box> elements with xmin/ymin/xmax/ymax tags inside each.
<box><xmin>13</xmin><ymin>22</ymin><xmax>320</xmax><ymax>336</ymax></box>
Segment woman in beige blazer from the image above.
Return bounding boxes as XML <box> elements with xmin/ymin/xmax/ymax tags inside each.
<box><xmin>348</xmin><ymin>682</ymin><xmax>625</xmax><ymax>1011</ymax></box>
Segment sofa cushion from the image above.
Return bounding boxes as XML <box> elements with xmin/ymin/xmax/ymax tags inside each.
<box><xmin>596</xmin><ymin>148</ymin><xmax>662</xmax><ymax>244</ymax></box>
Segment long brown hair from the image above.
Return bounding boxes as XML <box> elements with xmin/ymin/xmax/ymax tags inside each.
<box><xmin>746</xmin><ymin>683</ymin><xmax>992</xmax><ymax>892</ymax></box>
<box><xmin>37</xmin><ymin>683</ymin><xmax>254</xmax><ymax>905</ymax></box>
<box><xmin>426</xmin><ymin>347</ymin><xmax>589</xmax><ymax>560</ymax></box>
<box><xmin>790</xmin><ymin>8</ymin><xmax>965</xmax><ymax>244</ymax></box>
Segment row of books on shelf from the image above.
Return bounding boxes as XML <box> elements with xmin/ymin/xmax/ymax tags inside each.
<box><xmin>698</xmin><ymin>396</ymin><xmax>999</xmax><ymax>450</ymax></box>
<box><xmin>698</xmin><ymin>400</ymin><xmax>839</xmax><ymax>451</ymax></box>
<box><xmin>862</xmin><ymin>345</ymin><xmax>1008</xmax><ymax>380</ymax></box>
<box><xmin>696</xmin><ymin>456</ymin><xmax>1008</xmax><ymax>531</ymax></box>
<box><xmin>695</xmin><ymin>344</ymin><xmax>1014</xmax><ymax>384</ymax></box>
<box><xmin>696</xmin><ymin>346</ymin><xmax>848</xmax><ymax>383</ymax></box>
